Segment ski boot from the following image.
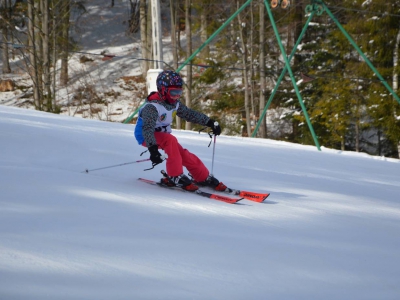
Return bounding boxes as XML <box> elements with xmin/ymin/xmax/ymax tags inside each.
<box><xmin>160</xmin><ymin>170</ymin><xmax>198</xmax><ymax>191</ymax></box>
<box><xmin>195</xmin><ymin>174</ymin><xmax>227</xmax><ymax>192</ymax></box>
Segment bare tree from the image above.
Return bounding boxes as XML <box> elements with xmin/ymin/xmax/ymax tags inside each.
<box><xmin>1</xmin><ymin>0</ymin><xmax>12</xmax><ymax>73</ymax></box>
<box><xmin>170</xmin><ymin>0</ymin><xmax>178</xmax><ymax>69</ymax></box>
<box><xmin>27</xmin><ymin>0</ymin><xmax>41</xmax><ymax>108</ymax></box>
<box><xmin>171</xmin><ymin>0</ymin><xmax>182</xmax><ymax>129</ymax></box>
<box><xmin>237</xmin><ymin>1</ymin><xmax>251</xmax><ymax>137</ymax></box>
<box><xmin>26</xmin><ymin>0</ymin><xmax>75</xmax><ymax>111</ymax></box>
<box><xmin>199</xmin><ymin>0</ymin><xmax>210</xmax><ymax>59</ymax></box>
<box><xmin>249</xmin><ymin>2</ymin><xmax>255</xmax><ymax>133</ymax></box>
<box><xmin>393</xmin><ymin>27</ymin><xmax>400</xmax><ymax>158</ymax></box>
<box><xmin>42</xmin><ymin>0</ymin><xmax>52</xmax><ymax>111</ymax></box>
<box><xmin>146</xmin><ymin>1</ymin><xmax>152</xmax><ymax>69</ymax></box>
<box><xmin>140</xmin><ymin>0</ymin><xmax>149</xmax><ymax>76</ymax></box>
<box><xmin>128</xmin><ymin>0</ymin><xmax>140</xmax><ymax>33</ymax></box>
<box><xmin>59</xmin><ymin>0</ymin><xmax>70</xmax><ymax>86</ymax></box>
<box><xmin>184</xmin><ymin>0</ymin><xmax>192</xmax><ymax>130</ymax></box>
<box><xmin>258</xmin><ymin>0</ymin><xmax>267</xmax><ymax>138</ymax></box>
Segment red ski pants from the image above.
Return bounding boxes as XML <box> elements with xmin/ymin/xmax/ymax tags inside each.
<box><xmin>143</xmin><ymin>132</ymin><xmax>209</xmax><ymax>181</ymax></box>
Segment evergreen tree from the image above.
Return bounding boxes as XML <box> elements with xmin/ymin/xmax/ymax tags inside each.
<box><xmin>293</xmin><ymin>0</ymin><xmax>400</xmax><ymax>156</ymax></box>
<box><xmin>347</xmin><ymin>0</ymin><xmax>400</xmax><ymax>157</ymax></box>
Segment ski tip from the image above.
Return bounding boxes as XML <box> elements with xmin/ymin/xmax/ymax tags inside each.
<box><xmin>258</xmin><ymin>194</ymin><xmax>270</xmax><ymax>202</ymax></box>
<box><xmin>239</xmin><ymin>191</ymin><xmax>270</xmax><ymax>202</ymax></box>
<box><xmin>255</xmin><ymin>194</ymin><xmax>270</xmax><ymax>202</ymax></box>
<box><xmin>138</xmin><ymin>177</ymin><xmax>156</xmax><ymax>184</ymax></box>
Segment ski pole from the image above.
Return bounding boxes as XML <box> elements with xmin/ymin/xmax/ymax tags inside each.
<box><xmin>83</xmin><ymin>154</ymin><xmax>168</xmax><ymax>173</ymax></box>
<box><xmin>82</xmin><ymin>158</ymin><xmax>150</xmax><ymax>173</ymax></box>
<box><xmin>210</xmin><ymin>122</ymin><xmax>218</xmax><ymax>176</ymax></box>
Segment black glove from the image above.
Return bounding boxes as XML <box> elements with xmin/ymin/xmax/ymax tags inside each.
<box><xmin>148</xmin><ymin>145</ymin><xmax>163</xmax><ymax>165</ymax></box>
<box><xmin>207</xmin><ymin>119</ymin><xmax>221</xmax><ymax>136</ymax></box>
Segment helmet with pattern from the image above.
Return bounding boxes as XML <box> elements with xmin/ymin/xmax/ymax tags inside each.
<box><xmin>156</xmin><ymin>70</ymin><xmax>183</xmax><ymax>104</ymax></box>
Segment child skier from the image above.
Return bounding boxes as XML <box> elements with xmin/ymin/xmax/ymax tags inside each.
<box><xmin>134</xmin><ymin>70</ymin><xmax>227</xmax><ymax>192</ymax></box>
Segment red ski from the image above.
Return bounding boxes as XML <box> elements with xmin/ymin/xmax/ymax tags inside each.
<box><xmin>204</xmin><ymin>186</ymin><xmax>270</xmax><ymax>202</ymax></box>
<box><xmin>138</xmin><ymin>178</ymin><xmax>242</xmax><ymax>204</ymax></box>
<box><xmin>234</xmin><ymin>190</ymin><xmax>270</xmax><ymax>203</ymax></box>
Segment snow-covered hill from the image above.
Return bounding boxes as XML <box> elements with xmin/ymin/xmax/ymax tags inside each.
<box><xmin>1</xmin><ymin>105</ymin><xmax>400</xmax><ymax>299</ymax></box>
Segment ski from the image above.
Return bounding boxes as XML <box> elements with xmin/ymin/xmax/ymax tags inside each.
<box><xmin>225</xmin><ymin>188</ymin><xmax>270</xmax><ymax>203</ymax></box>
<box><xmin>138</xmin><ymin>178</ymin><xmax>242</xmax><ymax>204</ymax></box>
<box><xmin>201</xmin><ymin>186</ymin><xmax>270</xmax><ymax>203</ymax></box>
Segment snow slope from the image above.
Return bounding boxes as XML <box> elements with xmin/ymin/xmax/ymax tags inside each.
<box><xmin>1</xmin><ymin>105</ymin><xmax>400</xmax><ymax>299</ymax></box>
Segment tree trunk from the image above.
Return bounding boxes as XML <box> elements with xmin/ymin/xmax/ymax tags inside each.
<box><xmin>258</xmin><ymin>1</ymin><xmax>266</xmax><ymax>138</ymax></box>
<box><xmin>170</xmin><ymin>0</ymin><xmax>181</xmax><ymax>129</ymax></box>
<box><xmin>28</xmin><ymin>0</ymin><xmax>41</xmax><ymax>109</ymax></box>
<box><xmin>290</xmin><ymin>0</ymin><xmax>303</xmax><ymax>139</ymax></box>
<box><xmin>249</xmin><ymin>3</ymin><xmax>255</xmax><ymax>133</ymax></box>
<box><xmin>200</xmin><ymin>3</ymin><xmax>209</xmax><ymax>59</ymax></box>
<box><xmin>185</xmin><ymin>0</ymin><xmax>192</xmax><ymax>131</ymax></box>
<box><xmin>146</xmin><ymin>3</ymin><xmax>153</xmax><ymax>69</ymax></box>
<box><xmin>140</xmin><ymin>0</ymin><xmax>149</xmax><ymax>76</ymax></box>
<box><xmin>60</xmin><ymin>1</ymin><xmax>70</xmax><ymax>86</ymax></box>
<box><xmin>377</xmin><ymin>130</ymin><xmax>382</xmax><ymax>156</ymax></box>
<box><xmin>1</xmin><ymin>0</ymin><xmax>11</xmax><ymax>73</ymax></box>
<box><xmin>237</xmin><ymin>2</ymin><xmax>251</xmax><ymax>137</ymax></box>
<box><xmin>170</xmin><ymin>0</ymin><xmax>178</xmax><ymax>69</ymax></box>
<box><xmin>42</xmin><ymin>0</ymin><xmax>52</xmax><ymax>111</ymax></box>
<box><xmin>294</xmin><ymin>0</ymin><xmax>303</xmax><ymax>66</ymax></box>
<box><xmin>355</xmin><ymin>121</ymin><xmax>359</xmax><ymax>152</ymax></box>
<box><xmin>52</xmin><ymin>0</ymin><xmax>57</xmax><ymax>110</ymax></box>
<box><xmin>34</xmin><ymin>0</ymin><xmax>43</xmax><ymax>108</ymax></box>
<box><xmin>1</xmin><ymin>28</ymin><xmax>11</xmax><ymax>74</ymax></box>
<box><xmin>393</xmin><ymin>28</ymin><xmax>400</xmax><ymax>158</ymax></box>
<box><xmin>398</xmin><ymin>142</ymin><xmax>400</xmax><ymax>159</ymax></box>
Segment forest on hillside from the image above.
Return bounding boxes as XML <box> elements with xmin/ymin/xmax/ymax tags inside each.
<box><xmin>1</xmin><ymin>0</ymin><xmax>400</xmax><ymax>158</ymax></box>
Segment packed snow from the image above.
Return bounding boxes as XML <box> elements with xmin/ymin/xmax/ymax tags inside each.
<box><xmin>1</xmin><ymin>105</ymin><xmax>400</xmax><ymax>299</ymax></box>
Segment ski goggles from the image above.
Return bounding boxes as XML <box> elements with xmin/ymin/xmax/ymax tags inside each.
<box><xmin>167</xmin><ymin>87</ymin><xmax>183</xmax><ymax>99</ymax></box>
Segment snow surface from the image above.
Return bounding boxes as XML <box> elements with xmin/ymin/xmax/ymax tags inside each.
<box><xmin>1</xmin><ymin>105</ymin><xmax>400</xmax><ymax>299</ymax></box>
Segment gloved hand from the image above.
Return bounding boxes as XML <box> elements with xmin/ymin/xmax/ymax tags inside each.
<box><xmin>148</xmin><ymin>144</ymin><xmax>163</xmax><ymax>165</ymax></box>
<box><xmin>206</xmin><ymin>119</ymin><xmax>221</xmax><ymax>136</ymax></box>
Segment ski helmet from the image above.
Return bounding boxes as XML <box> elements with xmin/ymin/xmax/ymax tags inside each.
<box><xmin>156</xmin><ymin>70</ymin><xmax>183</xmax><ymax>104</ymax></box>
